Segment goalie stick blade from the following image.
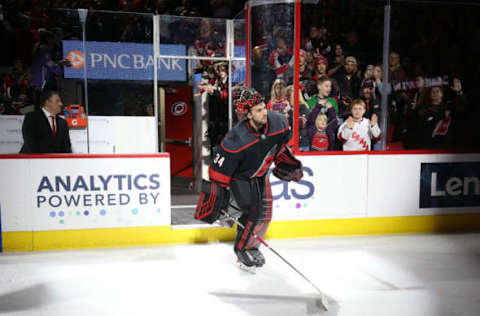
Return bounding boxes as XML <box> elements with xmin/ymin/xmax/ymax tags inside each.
<box><xmin>318</xmin><ymin>294</ymin><xmax>329</xmax><ymax>311</ymax></box>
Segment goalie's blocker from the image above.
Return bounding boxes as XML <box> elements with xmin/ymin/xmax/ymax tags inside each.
<box><xmin>273</xmin><ymin>145</ymin><xmax>304</xmax><ymax>182</ymax></box>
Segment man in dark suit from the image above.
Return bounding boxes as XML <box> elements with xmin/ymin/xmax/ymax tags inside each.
<box><xmin>20</xmin><ymin>91</ymin><xmax>72</xmax><ymax>154</ymax></box>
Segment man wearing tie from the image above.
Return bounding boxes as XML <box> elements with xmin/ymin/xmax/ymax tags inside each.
<box><xmin>20</xmin><ymin>91</ymin><xmax>72</xmax><ymax>154</ymax></box>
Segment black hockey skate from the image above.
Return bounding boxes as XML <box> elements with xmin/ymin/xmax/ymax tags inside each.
<box><xmin>235</xmin><ymin>248</ymin><xmax>265</xmax><ymax>273</ymax></box>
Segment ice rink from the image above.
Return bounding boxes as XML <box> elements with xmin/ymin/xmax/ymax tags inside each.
<box><xmin>0</xmin><ymin>233</ymin><xmax>479</xmax><ymax>316</ymax></box>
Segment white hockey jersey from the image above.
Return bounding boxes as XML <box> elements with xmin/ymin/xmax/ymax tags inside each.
<box><xmin>337</xmin><ymin>118</ymin><xmax>381</xmax><ymax>151</ymax></box>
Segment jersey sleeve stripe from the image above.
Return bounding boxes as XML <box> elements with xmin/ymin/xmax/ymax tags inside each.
<box><xmin>221</xmin><ymin>139</ymin><xmax>260</xmax><ymax>153</ymax></box>
<box><xmin>268</xmin><ymin>126</ymin><xmax>289</xmax><ymax>137</ymax></box>
<box><xmin>209</xmin><ymin>167</ymin><xmax>232</xmax><ymax>184</ymax></box>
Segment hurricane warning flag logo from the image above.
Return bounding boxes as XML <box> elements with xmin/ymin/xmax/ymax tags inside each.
<box><xmin>171</xmin><ymin>102</ymin><xmax>188</xmax><ymax>116</ymax></box>
<box><xmin>66</xmin><ymin>50</ymin><xmax>85</xmax><ymax>69</ymax></box>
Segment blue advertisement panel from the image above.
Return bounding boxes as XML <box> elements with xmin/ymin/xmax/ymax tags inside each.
<box><xmin>420</xmin><ymin>162</ymin><xmax>480</xmax><ymax>208</ymax></box>
<box><xmin>63</xmin><ymin>41</ymin><xmax>186</xmax><ymax>81</ymax></box>
<box><xmin>232</xmin><ymin>46</ymin><xmax>246</xmax><ymax>83</ymax></box>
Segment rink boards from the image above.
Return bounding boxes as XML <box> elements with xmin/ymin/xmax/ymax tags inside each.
<box><xmin>1</xmin><ymin>152</ymin><xmax>480</xmax><ymax>251</ymax></box>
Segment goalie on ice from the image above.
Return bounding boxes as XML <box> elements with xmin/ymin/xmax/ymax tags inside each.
<box><xmin>195</xmin><ymin>86</ymin><xmax>304</xmax><ymax>270</ymax></box>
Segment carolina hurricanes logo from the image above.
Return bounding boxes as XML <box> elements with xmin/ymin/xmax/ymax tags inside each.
<box><xmin>351</xmin><ymin>131</ymin><xmax>369</xmax><ymax>150</ymax></box>
<box><xmin>171</xmin><ymin>102</ymin><xmax>188</xmax><ymax>116</ymax></box>
<box><xmin>66</xmin><ymin>50</ymin><xmax>85</xmax><ymax>69</ymax></box>
<box><xmin>251</xmin><ymin>145</ymin><xmax>278</xmax><ymax>178</ymax></box>
<box><xmin>432</xmin><ymin>117</ymin><xmax>451</xmax><ymax>137</ymax></box>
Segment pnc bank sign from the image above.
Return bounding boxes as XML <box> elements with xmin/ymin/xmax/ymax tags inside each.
<box><xmin>420</xmin><ymin>162</ymin><xmax>480</xmax><ymax>208</ymax></box>
<box><xmin>62</xmin><ymin>40</ymin><xmax>186</xmax><ymax>81</ymax></box>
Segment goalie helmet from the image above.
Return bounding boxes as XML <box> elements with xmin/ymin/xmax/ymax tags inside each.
<box><xmin>233</xmin><ymin>86</ymin><xmax>265</xmax><ymax>114</ymax></box>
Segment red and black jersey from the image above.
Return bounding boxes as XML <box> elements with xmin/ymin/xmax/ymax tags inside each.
<box><xmin>209</xmin><ymin>111</ymin><xmax>291</xmax><ymax>184</ymax></box>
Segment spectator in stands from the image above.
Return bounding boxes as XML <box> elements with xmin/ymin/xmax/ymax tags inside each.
<box><xmin>303</xmin><ymin>25</ymin><xmax>320</xmax><ymax>53</ymax></box>
<box><xmin>304</xmin><ymin>25</ymin><xmax>332</xmax><ymax>59</ymax></box>
<box><xmin>308</xmin><ymin>56</ymin><xmax>340</xmax><ymax>99</ymax></box>
<box><xmin>360</xmin><ymin>78</ymin><xmax>381</xmax><ymax>150</ymax></box>
<box><xmin>444</xmin><ymin>76</ymin><xmax>471</xmax><ymax>149</ymax></box>
<box><xmin>415</xmin><ymin>86</ymin><xmax>452</xmax><ymax>149</ymax></box>
<box><xmin>199</xmin><ymin>62</ymin><xmax>229</xmax><ymax>150</ymax></box>
<box><xmin>286</xmin><ymin>85</ymin><xmax>310</xmax><ymax>151</ymax></box>
<box><xmin>332</xmin><ymin>56</ymin><xmax>361</xmax><ymax>117</ymax></box>
<box><xmin>298</xmin><ymin>49</ymin><xmax>313</xmax><ymax>92</ymax></box>
<box><xmin>30</xmin><ymin>30</ymin><xmax>71</xmax><ymax>110</ymax></box>
<box><xmin>306</xmin><ymin>94</ymin><xmax>338</xmax><ymax>151</ymax></box>
<box><xmin>197</xmin><ymin>65</ymin><xmax>217</xmax><ymax>94</ymax></box>
<box><xmin>1</xmin><ymin>60</ymin><xmax>33</xmax><ymax>114</ymax></box>
<box><xmin>373</xmin><ymin>64</ymin><xmax>392</xmax><ymax>99</ymax></box>
<box><xmin>19</xmin><ymin>90</ymin><xmax>72</xmax><ymax>154</ymax></box>
<box><xmin>389</xmin><ymin>52</ymin><xmax>407</xmax><ymax>88</ymax></box>
<box><xmin>328</xmin><ymin>43</ymin><xmax>346</xmax><ymax>77</ymax></box>
<box><xmin>402</xmin><ymin>75</ymin><xmax>428</xmax><ymax>149</ymax></box>
<box><xmin>360</xmin><ymin>78</ymin><xmax>380</xmax><ymax>119</ymax></box>
<box><xmin>269</xmin><ymin>32</ymin><xmax>293</xmax><ymax>82</ymax></box>
<box><xmin>363</xmin><ymin>64</ymin><xmax>375</xmax><ymax>81</ymax></box>
<box><xmin>307</xmin><ymin>76</ymin><xmax>339</xmax><ymax>115</ymax></box>
<box><xmin>338</xmin><ymin>99</ymin><xmax>381</xmax><ymax>151</ymax></box>
<box><xmin>267</xmin><ymin>79</ymin><xmax>290</xmax><ymax>115</ymax></box>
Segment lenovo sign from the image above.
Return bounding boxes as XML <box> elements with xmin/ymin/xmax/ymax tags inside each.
<box><xmin>420</xmin><ymin>162</ymin><xmax>480</xmax><ymax>208</ymax></box>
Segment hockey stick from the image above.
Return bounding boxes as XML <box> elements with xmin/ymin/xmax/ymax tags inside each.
<box><xmin>221</xmin><ymin>208</ymin><xmax>329</xmax><ymax>311</ymax></box>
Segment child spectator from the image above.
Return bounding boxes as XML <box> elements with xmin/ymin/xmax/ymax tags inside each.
<box><xmin>338</xmin><ymin>99</ymin><xmax>381</xmax><ymax>151</ymax></box>
<box><xmin>307</xmin><ymin>98</ymin><xmax>338</xmax><ymax>151</ymax></box>
<box><xmin>267</xmin><ymin>79</ymin><xmax>290</xmax><ymax>114</ymax></box>
<box><xmin>306</xmin><ymin>76</ymin><xmax>339</xmax><ymax>115</ymax></box>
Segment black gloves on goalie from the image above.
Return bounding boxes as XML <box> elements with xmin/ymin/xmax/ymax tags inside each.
<box><xmin>195</xmin><ymin>180</ymin><xmax>230</xmax><ymax>224</ymax></box>
<box><xmin>272</xmin><ymin>145</ymin><xmax>304</xmax><ymax>182</ymax></box>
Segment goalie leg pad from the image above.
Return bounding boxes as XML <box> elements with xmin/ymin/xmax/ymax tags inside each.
<box><xmin>194</xmin><ymin>180</ymin><xmax>230</xmax><ymax>224</ymax></box>
<box><xmin>233</xmin><ymin>177</ymin><xmax>272</xmax><ymax>253</ymax></box>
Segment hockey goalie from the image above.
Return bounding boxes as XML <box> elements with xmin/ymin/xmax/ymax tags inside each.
<box><xmin>195</xmin><ymin>86</ymin><xmax>304</xmax><ymax>271</ymax></box>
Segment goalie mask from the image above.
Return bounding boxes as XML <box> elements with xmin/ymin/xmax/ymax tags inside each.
<box><xmin>234</xmin><ymin>87</ymin><xmax>265</xmax><ymax>115</ymax></box>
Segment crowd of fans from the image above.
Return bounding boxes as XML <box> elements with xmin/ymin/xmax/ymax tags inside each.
<box><xmin>1</xmin><ymin>0</ymin><xmax>477</xmax><ymax>152</ymax></box>
<box><xmin>238</xmin><ymin>1</ymin><xmax>477</xmax><ymax>151</ymax></box>
<box><xmin>0</xmin><ymin>0</ymin><xmax>246</xmax><ymax>115</ymax></box>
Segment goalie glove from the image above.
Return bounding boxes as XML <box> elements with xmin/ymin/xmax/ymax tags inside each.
<box><xmin>272</xmin><ymin>145</ymin><xmax>304</xmax><ymax>182</ymax></box>
<box><xmin>195</xmin><ymin>180</ymin><xmax>230</xmax><ymax>224</ymax></box>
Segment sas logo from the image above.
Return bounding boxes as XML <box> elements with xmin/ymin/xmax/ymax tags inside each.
<box><xmin>66</xmin><ymin>50</ymin><xmax>85</xmax><ymax>69</ymax></box>
<box><xmin>171</xmin><ymin>102</ymin><xmax>188</xmax><ymax>116</ymax></box>
<box><xmin>269</xmin><ymin>166</ymin><xmax>315</xmax><ymax>201</ymax></box>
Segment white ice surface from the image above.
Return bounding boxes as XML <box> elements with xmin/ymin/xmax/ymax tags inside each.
<box><xmin>0</xmin><ymin>233</ymin><xmax>479</xmax><ymax>316</ymax></box>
